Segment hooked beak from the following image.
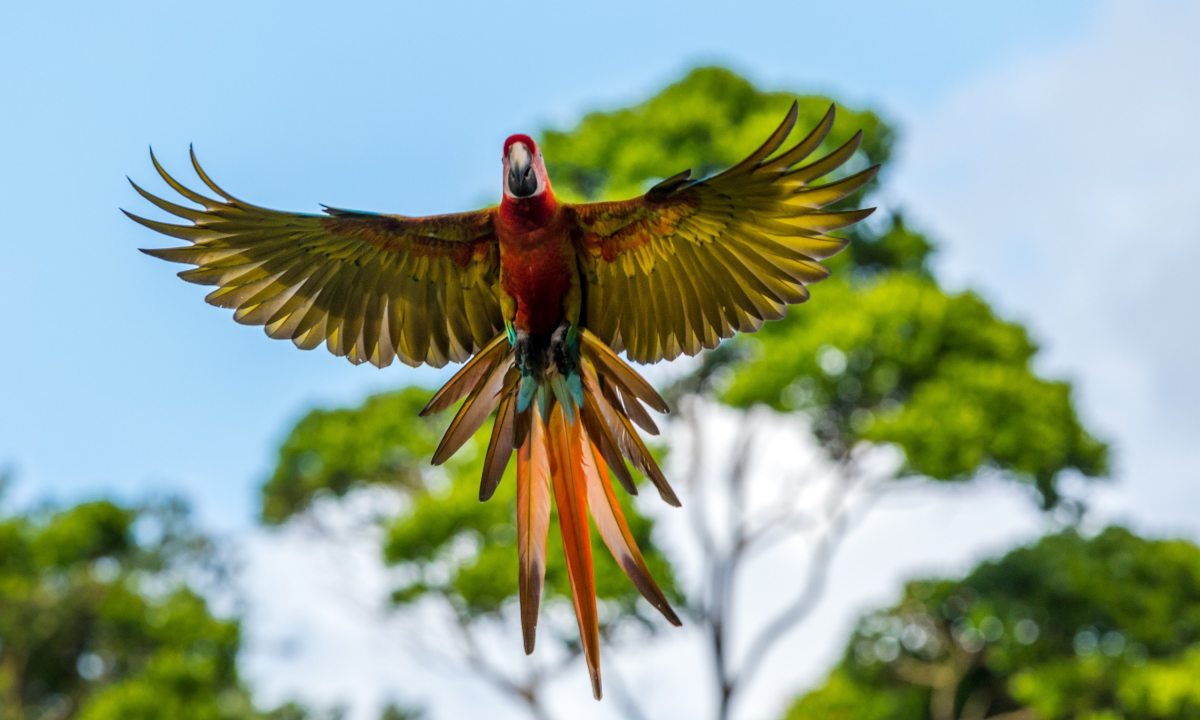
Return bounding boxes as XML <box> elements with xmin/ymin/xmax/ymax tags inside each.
<box><xmin>507</xmin><ymin>143</ymin><xmax>538</xmax><ymax>198</ymax></box>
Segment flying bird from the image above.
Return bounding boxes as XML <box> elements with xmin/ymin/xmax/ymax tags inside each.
<box><xmin>127</xmin><ymin>102</ymin><xmax>876</xmax><ymax>699</ymax></box>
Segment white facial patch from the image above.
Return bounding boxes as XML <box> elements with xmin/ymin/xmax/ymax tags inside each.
<box><xmin>504</xmin><ymin>140</ymin><xmax>545</xmax><ymax>199</ymax></box>
<box><xmin>509</xmin><ymin>142</ymin><xmax>531</xmax><ymax>167</ymax></box>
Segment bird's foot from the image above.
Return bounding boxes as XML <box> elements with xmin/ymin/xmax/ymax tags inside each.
<box><xmin>549</xmin><ymin>322</ymin><xmax>578</xmax><ymax>377</ymax></box>
<box><xmin>513</xmin><ymin>330</ymin><xmax>535</xmax><ymax>374</ymax></box>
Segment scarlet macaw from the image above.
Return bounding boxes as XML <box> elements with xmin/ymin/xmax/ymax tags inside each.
<box><xmin>127</xmin><ymin>102</ymin><xmax>876</xmax><ymax>698</ymax></box>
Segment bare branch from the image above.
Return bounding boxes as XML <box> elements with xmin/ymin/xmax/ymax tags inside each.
<box><xmin>727</xmin><ymin>412</ymin><xmax>761</xmax><ymax>554</ymax></box>
<box><xmin>447</xmin><ymin>612</ymin><xmax>560</xmax><ymax>720</ymax></box>
<box><xmin>604</xmin><ymin>653</ymin><xmax>653</xmax><ymax>720</ymax></box>
<box><xmin>740</xmin><ymin>497</ymin><xmax>817</xmax><ymax>559</ymax></box>
<box><xmin>727</xmin><ymin>463</ymin><xmax>885</xmax><ymax>710</ymax></box>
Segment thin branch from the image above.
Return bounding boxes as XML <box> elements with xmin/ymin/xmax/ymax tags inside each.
<box><xmin>604</xmin><ymin>653</ymin><xmax>653</xmax><ymax>720</ymax></box>
<box><xmin>727</xmin><ymin>466</ymin><xmax>884</xmax><ymax>710</ymax></box>
<box><xmin>739</xmin><ymin>496</ymin><xmax>817</xmax><ymax>558</ymax></box>
<box><xmin>682</xmin><ymin>397</ymin><xmax>717</xmax><ymax>563</ymax></box>
<box><xmin>705</xmin><ymin>411</ymin><xmax>764</xmax><ymax>720</ymax></box>
<box><xmin>727</xmin><ymin>413</ymin><xmax>761</xmax><ymax>555</ymax></box>
<box><xmin>450</xmin><ymin>613</ymin><xmax>522</xmax><ymax>695</ymax></box>
<box><xmin>448</xmin><ymin>612</ymin><xmax>559</xmax><ymax>720</ymax></box>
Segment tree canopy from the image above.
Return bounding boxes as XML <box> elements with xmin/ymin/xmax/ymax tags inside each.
<box><xmin>719</xmin><ymin>273</ymin><xmax>1107</xmax><ymax>505</ymax></box>
<box><xmin>540</xmin><ymin>66</ymin><xmax>892</xmax><ymax>203</ymax></box>
<box><xmin>543</xmin><ymin>66</ymin><xmax>1105</xmax><ymax>507</ymax></box>
<box><xmin>787</xmin><ymin>527</ymin><xmax>1200</xmax><ymax>720</ymax></box>
<box><xmin>0</xmin><ymin>497</ymin><xmax>305</xmax><ymax>720</ymax></box>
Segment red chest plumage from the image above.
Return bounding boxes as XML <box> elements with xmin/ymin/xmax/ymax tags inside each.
<box><xmin>497</xmin><ymin>200</ymin><xmax>576</xmax><ymax>336</ymax></box>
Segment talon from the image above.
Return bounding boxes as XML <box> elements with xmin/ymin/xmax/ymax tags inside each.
<box><xmin>550</xmin><ymin>322</ymin><xmax>578</xmax><ymax>376</ymax></box>
<box><xmin>513</xmin><ymin>330</ymin><xmax>534</xmax><ymax>374</ymax></box>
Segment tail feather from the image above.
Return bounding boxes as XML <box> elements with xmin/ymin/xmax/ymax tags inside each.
<box><xmin>480</xmin><ymin>388</ymin><xmax>518</xmax><ymax>501</ymax></box>
<box><xmin>431</xmin><ymin>360</ymin><xmax>514</xmax><ymax>465</ymax></box>
<box><xmin>580</xmin><ymin>330</ymin><xmax>669</xmax><ymax>413</ymax></box>
<box><xmin>581</xmin><ymin>437</ymin><xmax>681</xmax><ymax>627</ymax></box>
<box><xmin>578</xmin><ymin>399</ymin><xmax>639</xmax><ymax>495</ymax></box>
<box><xmin>420</xmin><ymin>334</ymin><xmax>509</xmax><ymax>416</ymax></box>
<box><xmin>427</xmin><ymin>330</ymin><xmax>682</xmax><ymax>700</ymax></box>
<box><xmin>548</xmin><ymin>404</ymin><xmax>603</xmax><ymax>699</ymax></box>
<box><xmin>611</xmin><ymin>380</ymin><xmax>660</xmax><ymax>435</ymax></box>
<box><xmin>517</xmin><ymin>404</ymin><xmax>552</xmax><ymax>655</ymax></box>
<box><xmin>584</xmin><ymin>362</ymin><xmax>681</xmax><ymax>507</ymax></box>
<box><xmin>548</xmin><ymin>372</ymin><xmax>577</xmax><ymax>423</ymax></box>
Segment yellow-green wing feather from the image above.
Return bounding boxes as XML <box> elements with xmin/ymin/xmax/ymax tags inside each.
<box><xmin>127</xmin><ymin>149</ymin><xmax>503</xmax><ymax>368</ymax></box>
<box><xmin>570</xmin><ymin>103</ymin><xmax>877</xmax><ymax>364</ymax></box>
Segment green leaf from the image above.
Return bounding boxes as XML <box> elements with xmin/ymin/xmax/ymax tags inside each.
<box><xmin>790</xmin><ymin>527</ymin><xmax>1200</xmax><ymax>720</ymax></box>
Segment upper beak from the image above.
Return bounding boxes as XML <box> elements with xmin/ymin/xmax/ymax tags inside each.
<box><xmin>507</xmin><ymin>145</ymin><xmax>538</xmax><ymax>198</ymax></box>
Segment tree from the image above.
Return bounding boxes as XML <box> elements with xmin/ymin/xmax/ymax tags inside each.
<box><xmin>541</xmin><ymin>66</ymin><xmax>1107</xmax><ymax>720</ymax></box>
<box><xmin>0</xmin><ymin>495</ymin><xmax>311</xmax><ymax>720</ymax></box>
<box><xmin>787</xmin><ymin>527</ymin><xmax>1200</xmax><ymax>720</ymax></box>
<box><xmin>261</xmin><ymin>387</ymin><xmax>680</xmax><ymax>719</ymax></box>
<box><xmin>257</xmin><ymin>67</ymin><xmax>1107</xmax><ymax>719</ymax></box>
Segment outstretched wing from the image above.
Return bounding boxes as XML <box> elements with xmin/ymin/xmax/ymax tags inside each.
<box><xmin>127</xmin><ymin>149</ymin><xmax>503</xmax><ymax>368</ymax></box>
<box><xmin>570</xmin><ymin>103</ymin><xmax>877</xmax><ymax>364</ymax></box>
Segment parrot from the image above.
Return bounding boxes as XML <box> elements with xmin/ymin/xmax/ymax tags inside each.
<box><xmin>126</xmin><ymin>102</ymin><xmax>876</xmax><ymax>699</ymax></box>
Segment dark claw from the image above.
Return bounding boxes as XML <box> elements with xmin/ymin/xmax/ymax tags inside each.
<box><xmin>514</xmin><ymin>331</ymin><xmax>535</xmax><ymax>374</ymax></box>
<box><xmin>550</xmin><ymin>322</ymin><xmax>577</xmax><ymax>376</ymax></box>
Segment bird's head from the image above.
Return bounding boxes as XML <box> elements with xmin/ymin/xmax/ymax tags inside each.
<box><xmin>503</xmin><ymin>134</ymin><xmax>550</xmax><ymax>200</ymax></box>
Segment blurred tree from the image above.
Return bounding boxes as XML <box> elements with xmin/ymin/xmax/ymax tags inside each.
<box><xmin>540</xmin><ymin>67</ymin><xmax>892</xmax><ymax>203</ymax></box>
<box><xmin>787</xmin><ymin>527</ymin><xmax>1200</xmax><ymax>720</ymax></box>
<box><xmin>719</xmin><ymin>272</ymin><xmax>1106</xmax><ymax>505</ymax></box>
<box><xmin>543</xmin><ymin>66</ymin><xmax>1107</xmax><ymax>720</ymax></box>
<box><xmin>258</xmin><ymin>67</ymin><xmax>1107</xmax><ymax>719</ymax></box>
<box><xmin>0</xmin><ymin>495</ymin><xmax>314</xmax><ymax>720</ymax></box>
<box><xmin>262</xmin><ymin>388</ymin><xmax>679</xmax><ymax>719</ymax></box>
<box><xmin>377</xmin><ymin>704</ymin><xmax>421</xmax><ymax>720</ymax></box>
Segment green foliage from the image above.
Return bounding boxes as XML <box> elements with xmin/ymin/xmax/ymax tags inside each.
<box><xmin>264</xmin><ymin>388</ymin><xmax>680</xmax><ymax>633</ymax></box>
<box><xmin>783</xmin><ymin>667</ymin><xmax>925</xmax><ymax>720</ymax></box>
<box><xmin>834</xmin><ymin>212</ymin><xmax>935</xmax><ymax>278</ymax></box>
<box><xmin>0</xmin><ymin>498</ymin><xmax>298</xmax><ymax>720</ymax></box>
<box><xmin>541</xmin><ymin>66</ymin><xmax>892</xmax><ymax>203</ymax></box>
<box><xmin>378</xmin><ymin>704</ymin><xmax>421</xmax><ymax>720</ymax></box>
<box><xmin>719</xmin><ymin>273</ymin><xmax>1107</xmax><ymax>505</ymax></box>
<box><xmin>263</xmin><ymin>387</ymin><xmax>447</xmax><ymax>523</ymax></box>
<box><xmin>541</xmin><ymin>65</ymin><xmax>1106</xmax><ymax>509</ymax></box>
<box><xmin>787</xmin><ymin>527</ymin><xmax>1200</xmax><ymax>719</ymax></box>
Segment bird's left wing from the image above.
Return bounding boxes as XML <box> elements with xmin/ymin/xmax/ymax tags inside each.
<box><xmin>569</xmin><ymin>103</ymin><xmax>877</xmax><ymax>364</ymax></box>
<box><xmin>128</xmin><ymin>150</ymin><xmax>503</xmax><ymax>368</ymax></box>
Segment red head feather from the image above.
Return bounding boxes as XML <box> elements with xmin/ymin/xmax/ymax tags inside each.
<box><xmin>500</xmin><ymin>133</ymin><xmax>555</xmax><ymax>227</ymax></box>
<box><xmin>504</xmin><ymin>134</ymin><xmax>538</xmax><ymax>156</ymax></box>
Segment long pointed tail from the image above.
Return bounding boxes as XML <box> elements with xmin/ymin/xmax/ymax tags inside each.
<box><xmin>421</xmin><ymin>329</ymin><xmax>682</xmax><ymax>699</ymax></box>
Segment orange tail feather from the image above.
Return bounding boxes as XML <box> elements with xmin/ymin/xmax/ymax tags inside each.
<box><xmin>581</xmin><ymin>438</ymin><xmax>681</xmax><ymax>627</ymax></box>
<box><xmin>517</xmin><ymin>404</ymin><xmax>551</xmax><ymax>654</ymax></box>
<box><xmin>427</xmin><ymin>331</ymin><xmax>682</xmax><ymax>700</ymax></box>
<box><xmin>548</xmin><ymin>403</ymin><xmax>603</xmax><ymax>698</ymax></box>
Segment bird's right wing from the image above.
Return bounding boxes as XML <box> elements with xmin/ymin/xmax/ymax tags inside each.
<box><xmin>128</xmin><ymin>150</ymin><xmax>504</xmax><ymax>368</ymax></box>
<box><xmin>569</xmin><ymin>103</ymin><xmax>877</xmax><ymax>364</ymax></box>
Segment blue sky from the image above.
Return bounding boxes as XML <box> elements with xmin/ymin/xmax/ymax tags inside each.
<box><xmin>1</xmin><ymin>0</ymin><xmax>1093</xmax><ymax>528</ymax></box>
<box><xmin>5</xmin><ymin>1</ymin><xmax>1199</xmax><ymax>718</ymax></box>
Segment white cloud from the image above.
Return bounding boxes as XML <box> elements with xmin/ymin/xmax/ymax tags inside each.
<box><xmin>892</xmin><ymin>0</ymin><xmax>1200</xmax><ymax>535</ymax></box>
